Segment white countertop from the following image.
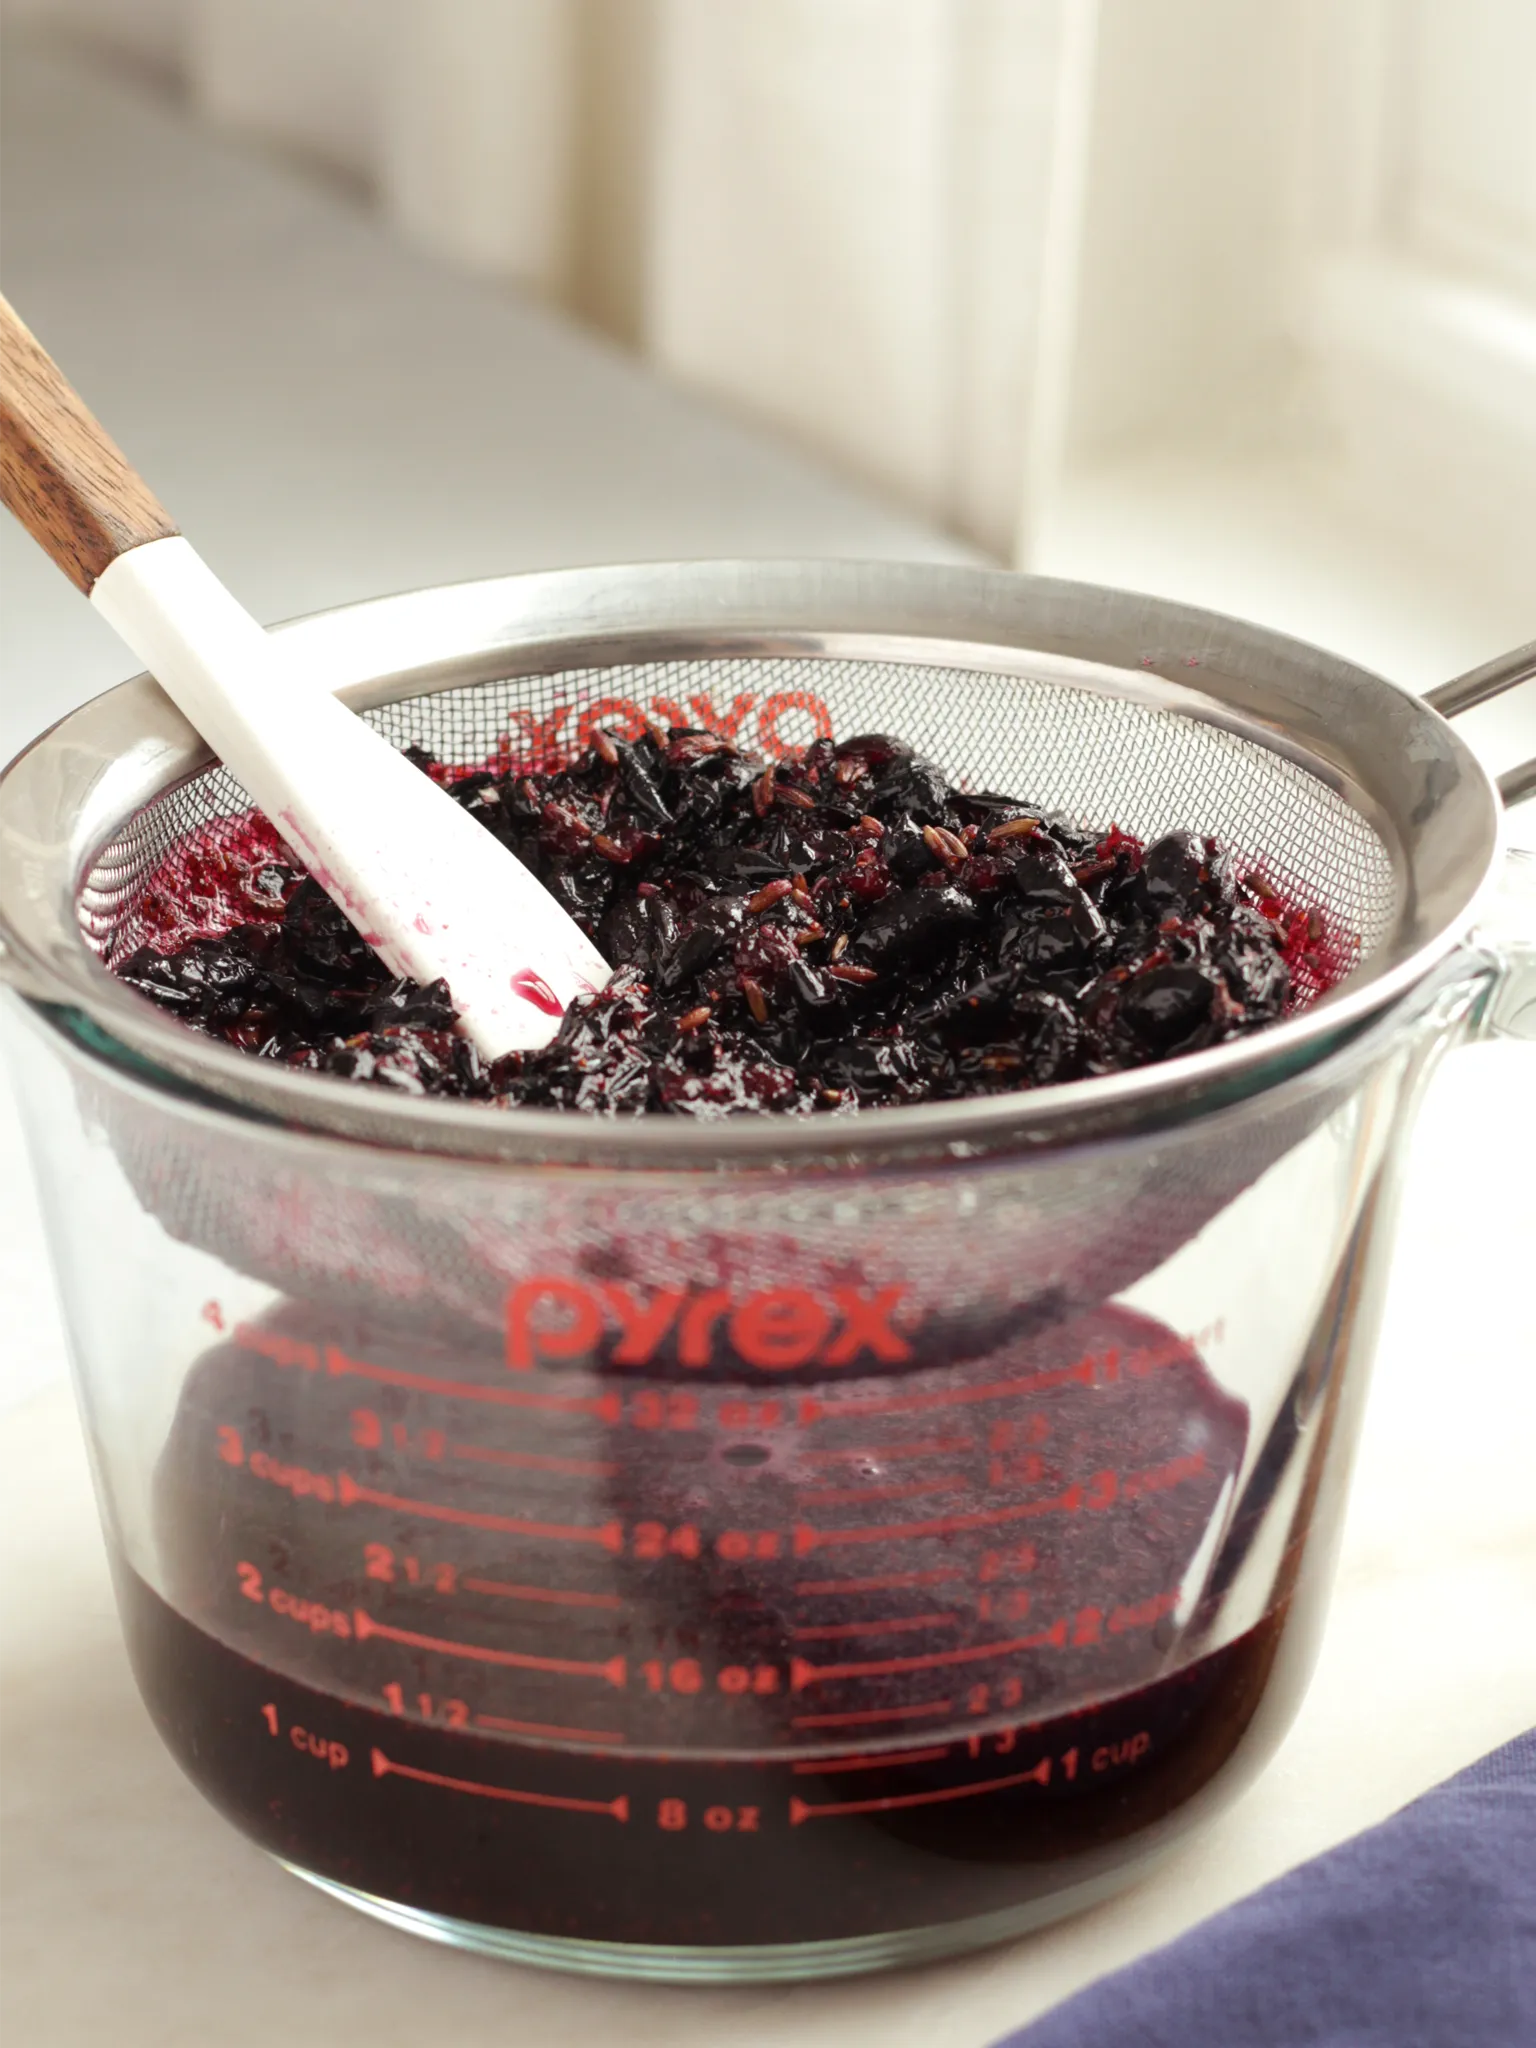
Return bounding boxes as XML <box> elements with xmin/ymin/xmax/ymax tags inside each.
<box><xmin>2</xmin><ymin>37</ymin><xmax>1534</xmax><ymax>2048</ymax></box>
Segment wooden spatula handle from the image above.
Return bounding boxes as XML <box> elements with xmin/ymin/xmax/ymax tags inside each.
<box><xmin>0</xmin><ymin>293</ymin><xmax>178</xmax><ymax>593</ymax></box>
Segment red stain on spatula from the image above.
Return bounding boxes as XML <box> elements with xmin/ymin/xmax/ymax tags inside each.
<box><xmin>511</xmin><ymin>969</ymin><xmax>563</xmax><ymax>1017</ymax></box>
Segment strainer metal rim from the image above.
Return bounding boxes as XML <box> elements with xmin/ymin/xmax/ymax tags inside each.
<box><xmin>0</xmin><ymin>559</ymin><xmax>1503</xmax><ymax>1168</ymax></box>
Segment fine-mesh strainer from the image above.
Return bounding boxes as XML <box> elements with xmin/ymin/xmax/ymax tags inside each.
<box><xmin>0</xmin><ymin>559</ymin><xmax>1529</xmax><ymax>1169</ymax></box>
<box><xmin>1</xmin><ymin>558</ymin><xmax>1529</xmax><ymax>1340</ymax></box>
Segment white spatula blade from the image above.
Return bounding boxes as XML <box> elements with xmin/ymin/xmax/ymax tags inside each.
<box><xmin>93</xmin><ymin>537</ymin><xmax>609</xmax><ymax>1057</ymax></box>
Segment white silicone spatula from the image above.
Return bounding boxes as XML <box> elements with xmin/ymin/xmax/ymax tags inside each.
<box><xmin>0</xmin><ymin>293</ymin><xmax>610</xmax><ymax>1057</ymax></box>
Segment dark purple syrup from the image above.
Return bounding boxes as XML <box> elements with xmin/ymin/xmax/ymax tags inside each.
<box><xmin>118</xmin><ymin>1295</ymin><xmax>1303</xmax><ymax>1951</ymax></box>
<box><xmin>116</xmin><ymin>1560</ymin><xmax>1290</xmax><ymax>1950</ymax></box>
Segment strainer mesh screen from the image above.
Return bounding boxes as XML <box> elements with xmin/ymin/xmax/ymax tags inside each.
<box><xmin>79</xmin><ymin>656</ymin><xmax>1398</xmax><ymax>994</ymax></box>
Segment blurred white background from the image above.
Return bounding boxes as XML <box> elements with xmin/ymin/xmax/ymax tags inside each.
<box><xmin>5</xmin><ymin>2</ymin><xmax>1536</xmax><ymax>713</ymax></box>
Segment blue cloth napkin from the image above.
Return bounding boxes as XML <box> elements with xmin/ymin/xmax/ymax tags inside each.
<box><xmin>996</xmin><ymin>1727</ymin><xmax>1536</xmax><ymax>2048</ymax></box>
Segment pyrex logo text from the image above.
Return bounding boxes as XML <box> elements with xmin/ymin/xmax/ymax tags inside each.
<box><xmin>506</xmin><ymin>1278</ymin><xmax>915</xmax><ymax>1374</ymax></box>
<box><xmin>501</xmin><ymin>688</ymin><xmax>834</xmax><ymax>767</ymax></box>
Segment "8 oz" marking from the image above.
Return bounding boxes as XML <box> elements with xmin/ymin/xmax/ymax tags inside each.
<box><xmin>656</xmin><ymin>1800</ymin><xmax>760</xmax><ymax>1833</ymax></box>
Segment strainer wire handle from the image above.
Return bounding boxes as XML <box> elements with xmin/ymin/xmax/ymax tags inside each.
<box><xmin>1425</xmin><ymin>640</ymin><xmax>1536</xmax><ymax>807</ymax></box>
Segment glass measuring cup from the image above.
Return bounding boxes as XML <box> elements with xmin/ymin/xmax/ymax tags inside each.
<box><xmin>6</xmin><ymin>956</ymin><xmax>1527</xmax><ymax>1980</ymax></box>
<box><xmin>2</xmin><ymin>563</ymin><xmax>1531</xmax><ymax>1981</ymax></box>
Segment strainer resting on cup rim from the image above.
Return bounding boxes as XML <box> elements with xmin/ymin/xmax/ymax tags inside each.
<box><xmin>0</xmin><ymin>559</ymin><xmax>1530</xmax><ymax>1174</ymax></box>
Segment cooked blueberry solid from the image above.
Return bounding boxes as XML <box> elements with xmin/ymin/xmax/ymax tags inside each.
<box><xmin>659</xmin><ymin>896</ymin><xmax>750</xmax><ymax>988</ymax></box>
<box><xmin>112</xmin><ymin>715</ymin><xmax>1314</xmax><ymax>1117</ymax></box>
<box><xmin>1008</xmin><ymin>847</ymin><xmax>1084</xmax><ymax>912</ymax></box>
<box><xmin>1119</xmin><ymin>965</ymin><xmax>1218</xmax><ymax>1052</ymax></box>
<box><xmin>847</xmin><ymin>885</ymin><xmax>982</xmax><ymax>971</ymax></box>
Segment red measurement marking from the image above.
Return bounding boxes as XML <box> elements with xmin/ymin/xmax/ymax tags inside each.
<box><xmin>235</xmin><ymin>1324</ymin><xmax>317</xmax><ymax>1371</ymax></box>
<box><xmin>354</xmin><ymin>1609</ymin><xmax>627</xmax><ymax>1688</ymax></box>
<box><xmin>324</xmin><ymin>1343</ymin><xmax>621</xmax><ymax>1423</ymax></box>
<box><xmin>473</xmin><ymin>1713</ymin><xmax>626</xmax><ymax>1746</ymax></box>
<box><xmin>461</xmin><ymin>1575</ymin><xmax>624</xmax><ymax>1611</ymax></box>
<box><xmin>791</xmin><ymin>1699</ymin><xmax>954</xmax><ymax>1731</ymax></box>
<box><xmin>790</xmin><ymin>1612</ymin><xmax>960</xmax><ymax>1644</ymax></box>
<box><xmin>793</xmin><ymin>1568</ymin><xmax>966</xmax><ymax>1597</ymax></box>
<box><xmin>451</xmin><ymin>1442</ymin><xmax>619</xmax><ymax>1480</ymax></box>
<box><xmin>792</xmin><ymin>1616</ymin><xmax>1068</xmax><ymax>1690</ymax></box>
<box><xmin>801</xmin><ymin>1437</ymin><xmax>975</xmax><ymax>1466</ymax></box>
<box><xmin>795</xmin><ymin>1474</ymin><xmax>969</xmax><ymax>1508</ymax></box>
<box><xmin>790</xmin><ymin>1755</ymin><xmax>1051</xmax><ymax>1822</ymax></box>
<box><xmin>371</xmin><ymin>1746</ymin><xmax>628</xmax><ymax>1819</ymax></box>
<box><xmin>798</xmin><ymin>1355</ymin><xmax>1097</xmax><ymax>1425</ymax></box>
<box><xmin>794</xmin><ymin>1483</ymin><xmax>1084</xmax><ymax>1555</ymax></box>
<box><xmin>789</xmin><ymin>1747</ymin><xmax>950</xmax><ymax>1775</ymax></box>
<box><xmin>337</xmin><ymin>1472</ymin><xmax>624</xmax><ymax>1551</ymax></box>
<box><xmin>1123</xmin><ymin>1450</ymin><xmax>1206</xmax><ymax>1499</ymax></box>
